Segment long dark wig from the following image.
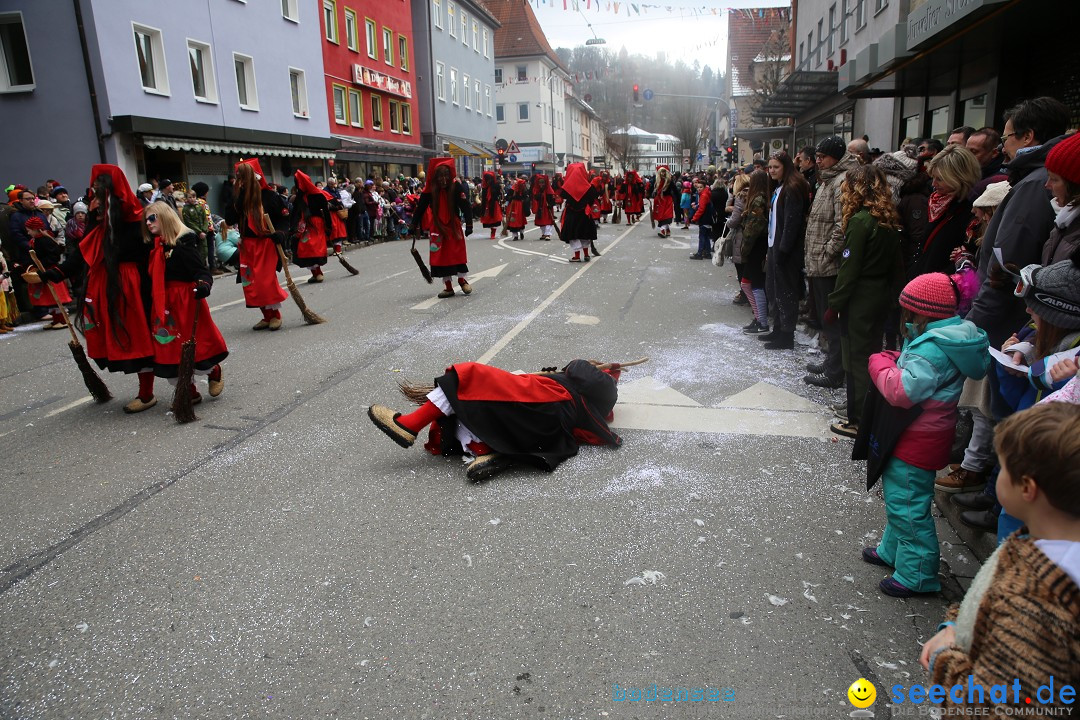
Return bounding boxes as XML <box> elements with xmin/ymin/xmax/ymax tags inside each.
<box><xmin>86</xmin><ymin>171</ymin><xmax>132</xmax><ymax>347</ymax></box>
<box><xmin>235</xmin><ymin>163</ymin><xmax>266</xmax><ymax>233</ymax></box>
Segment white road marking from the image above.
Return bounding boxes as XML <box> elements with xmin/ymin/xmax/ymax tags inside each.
<box><xmin>409</xmin><ymin>264</ymin><xmax>508</xmax><ymax>311</ymax></box>
<box><xmin>209</xmin><ymin>274</ymin><xmax>314</xmax><ymax>312</ymax></box>
<box><xmin>475</xmin><ymin>222</ymin><xmax>636</xmax><ymax>365</ymax></box>
<box><xmin>44</xmin><ymin>396</ymin><xmax>94</xmax><ymax>417</ymax></box>
<box><xmin>566</xmin><ymin>313</ymin><xmax>599</xmax><ymax>325</ymax></box>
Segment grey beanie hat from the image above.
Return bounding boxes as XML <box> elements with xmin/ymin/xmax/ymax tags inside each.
<box><xmin>1026</xmin><ymin>258</ymin><xmax>1080</xmax><ymax>329</ymax></box>
<box><xmin>816</xmin><ymin>135</ymin><xmax>846</xmax><ymax>161</ymax></box>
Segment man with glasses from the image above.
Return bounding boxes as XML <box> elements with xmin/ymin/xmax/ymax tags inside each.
<box><xmin>8</xmin><ymin>191</ymin><xmax>49</xmax><ymax>274</ymax></box>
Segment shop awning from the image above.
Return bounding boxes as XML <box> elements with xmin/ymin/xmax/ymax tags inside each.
<box><xmin>142</xmin><ymin>135</ymin><xmax>335</xmax><ymax>159</ymax></box>
<box><xmin>753</xmin><ymin>71</ymin><xmax>838</xmax><ymax>120</ymax></box>
<box><xmin>446</xmin><ymin>140</ymin><xmax>491</xmax><ymax>158</ymax></box>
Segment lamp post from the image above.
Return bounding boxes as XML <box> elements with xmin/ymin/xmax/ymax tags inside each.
<box><xmin>549</xmin><ymin>73</ymin><xmax>557</xmax><ymax>173</ymax></box>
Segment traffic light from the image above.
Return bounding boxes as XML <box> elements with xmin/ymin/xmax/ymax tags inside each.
<box><xmin>725</xmin><ymin>146</ymin><xmax>734</xmax><ymax>164</ymax></box>
<box><xmin>497</xmin><ymin>147</ymin><xmax>506</xmax><ymax>163</ymax></box>
<box><xmin>632</xmin><ymin>84</ymin><xmax>639</xmax><ymax>103</ymax></box>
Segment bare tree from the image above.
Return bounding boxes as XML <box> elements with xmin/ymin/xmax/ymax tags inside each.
<box><xmin>748</xmin><ymin>25</ymin><xmax>791</xmax><ymax>128</ymax></box>
<box><xmin>605</xmin><ymin>132</ymin><xmax>633</xmax><ymax>172</ymax></box>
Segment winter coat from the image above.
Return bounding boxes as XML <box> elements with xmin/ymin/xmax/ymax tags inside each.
<box><xmin>911</xmin><ymin>196</ymin><xmax>973</xmax><ymax>277</ymax></box>
<box><xmin>690</xmin><ymin>186</ymin><xmax>712</xmax><ymax>226</ymax></box>
<box><xmin>996</xmin><ymin>323</ymin><xmax>1080</xmax><ymax>411</ymax></box>
<box><xmin>8</xmin><ymin>207</ymin><xmax>49</xmax><ymax>269</ymax></box>
<box><xmin>739</xmin><ymin>194</ymin><xmax>767</xmax><ymax>260</ymax></box>
<box><xmin>968</xmin><ymin>136</ymin><xmax>1064</xmax><ymax>348</ymax></box>
<box><xmin>1042</xmin><ymin>206</ymin><xmax>1080</xmax><ymax>265</ymax></box>
<box><xmin>868</xmin><ymin>316</ymin><xmax>990</xmax><ymax>471</ymax></box>
<box><xmin>804</xmin><ymin>152</ymin><xmax>860</xmax><ymax>277</ymax></box>
<box><xmin>724</xmin><ymin>192</ymin><xmax>746</xmax><ymax>264</ymax></box>
<box><xmin>770</xmin><ymin>184</ymin><xmax>809</xmax><ymax>263</ymax></box>
<box><xmin>897</xmin><ymin>174</ymin><xmax>931</xmax><ymax>275</ymax></box>
<box><xmin>827</xmin><ymin>209</ymin><xmax>902</xmax><ymax>314</ymax></box>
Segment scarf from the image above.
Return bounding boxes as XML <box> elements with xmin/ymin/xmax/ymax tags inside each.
<box><xmin>147</xmin><ymin>236</ymin><xmax>177</xmax><ymax>346</ymax></box>
<box><xmin>927</xmin><ymin>191</ymin><xmax>953</xmax><ymax>223</ymax></box>
<box><xmin>1055</xmin><ymin>202</ymin><xmax>1080</xmax><ymax>230</ymax></box>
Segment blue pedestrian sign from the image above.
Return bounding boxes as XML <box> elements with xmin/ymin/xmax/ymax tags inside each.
<box><xmin>642</xmin><ymin>89</ymin><xmax>654</xmax><ymax>101</ymax></box>
<box><xmin>508</xmin><ymin>154</ymin><xmax>517</xmax><ymax>163</ymax></box>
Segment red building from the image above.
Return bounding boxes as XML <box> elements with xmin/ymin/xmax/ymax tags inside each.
<box><xmin>319</xmin><ymin>0</ymin><xmax>424</xmax><ymax>180</ymax></box>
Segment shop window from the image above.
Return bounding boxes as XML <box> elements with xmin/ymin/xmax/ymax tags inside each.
<box><xmin>233</xmin><ymin>53</ymin><xmax>257</xmax><ymax>110</ymax></box>
<box><xmin>187</xmin><ymin>40</ymin><xmax>217</xmax><ymax>103</ymax></box>
<box><xmin>348</xmin><ymin>88</ymin><xmax>363</xmax><ymax>127</ymax></box>
<box><xmin>133</xmin><ymin>23</ymin><xmax>168</xmax><ymax>95</ymax></box>
<box><xmin>371</xmin><ymin>93</ymin><xmax>384</xmax><ymax>130</ymax></box>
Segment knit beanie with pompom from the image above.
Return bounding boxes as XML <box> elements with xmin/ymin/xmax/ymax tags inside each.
<box><xmin>899</xmin><ymin>273</ymin><xmax>959</xmax><ymax>319</ymax></box>
<box><xmin>1046</xmin><ymin>131</ymin><xmax>1080</xmax><ymax>186</ymax></box>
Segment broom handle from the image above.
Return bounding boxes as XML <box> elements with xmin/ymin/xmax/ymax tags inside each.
<box><xmin>29</xmin><ymin>250</ymin><xmax>80</xmax><ymax>347</ymax></box>
<box><xmin>595</xmin><ymin>357</ymin><xmax>649</xmax><ymax>370</ymax></box>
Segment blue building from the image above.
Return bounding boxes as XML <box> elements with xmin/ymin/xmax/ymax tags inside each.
<box><xmin>0</xmin><ymin>0</ymin><xmax>336</xmax><ymax>202</ymax></box>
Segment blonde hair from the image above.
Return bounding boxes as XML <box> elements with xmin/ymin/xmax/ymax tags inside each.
<box><xmin>142</xmin><ymin>201</ymin><xmax>189</xmax><ymax>247</ymax></box>
<box><xmin>841</xmin><ymin>164</ymin><xmax>901</xmax><ymax>232</ymax></box>
<box><xmin>926</xmin><ymin>144</ymin><xmax>981</xmax><ymax>199</ymax></box>
<box><xmin>732</xmin><ymin>174</ymin><xmax>750</xmax><ymax>196</ymax></box>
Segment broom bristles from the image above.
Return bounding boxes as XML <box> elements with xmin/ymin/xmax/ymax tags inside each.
<box><xmin>276</xmin><ymin>244</ymin><xmax>327</xmax><ymax>324</ymax></box>
<box><xmin>411</xmin><ymin>248</ymin><xmax>434</xmax><ymax>283</ymax></box>
<box><xmin>69</xmin><ymin>340</ymin><xmax>112</xmax><ymax>403</ymax></box>
<box><xmin>398</xmin><ymin>380</ymin><xmax>435</xmax><ymax>406</ymax></box>
<box><xmin>171</xmin><ymin>337</ymin><xmax>198</xmax><ymax>423</ymax></box>
<box><xmin>335</xmin><ymin>252</ymin><xmax>360</xmax><ymax>275</ymax></box>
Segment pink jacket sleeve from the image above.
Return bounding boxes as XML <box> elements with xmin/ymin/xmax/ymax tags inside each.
<box><xmin>868</xmin><ymin>352</ymin><xmax>916</xmax><ymax>409</ymax></box>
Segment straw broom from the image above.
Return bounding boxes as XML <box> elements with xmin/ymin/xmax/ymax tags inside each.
<box><xmin>264</xmin><ymin>213</ymin><xmax>326</xmax><ymax>324</ymax></box>
<box><xmin>171</xmin><ymin>302</ymin><xmax>199</xmax><ymax>424</ymax></box>
<box><xmin>334</xmin><ymin>251</ymin><xmax>360</xmax><ymax>275</ymax></box>
<box><xmin>410</xmin><ymin>233</ymin><xmax>434</xmax><ymax>283</ymax></box>
<box><xmin>29</xmin><ymin>250</ymin><xmax>111</xmax><ymax>403</ymax></box>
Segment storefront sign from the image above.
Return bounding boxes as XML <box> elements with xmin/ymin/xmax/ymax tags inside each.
<box><xmin>906</xmin><ymin>0</ymin><xmax>1007</xmax><ymax>50</ymax></box>
<box><xmin>352</xmin><ymin>65</ymin><xmax>413</xmax><ymax>99</ymax></box>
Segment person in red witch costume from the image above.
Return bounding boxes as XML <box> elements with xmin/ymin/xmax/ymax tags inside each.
<box><xmin>552</xmin><ymin>172</ymin><xmax>565</xmax><ymax>206</ymax></box>
<box><xmin>142</xmin><ymin>202</ymin><xmax>227</xmax><ymax>402</ymax></box>
<box><xmin>22</xmin><ymin>216</ymin><xmax>72</xmax><ymax>330</ymax></box>
<box><xmin>292</xmin><ymin>170</ymin><xmax>333</xmax><ymax>283</ymax></box>
<box><xmin>531</xmin><ymin>173</ymin><xmax>557</xmax><ymax>240</ymax></box>
<box><xmin>650</xmin><ymin>165</ymin><xmax>678</xmax><ymax>238</ymax></box>
<box><xmin>408</xmin><ymin>158</ymin><xmax>473</xmax><ymax>298</ymax></box>
<box><xmin>30</xmin><ymin>164</ymin><xmax>157</xmax><ymax>412</ymax></box>
<box><xmin>478</xmin><ymin>171</ymin><xmax>503</xmax><ymax>239</ymax></box>
<box><xmin>504</xmin><ymin>178</ymin><xmax>530</xmax><ymax>241</ymax></box>
<box><xmin>623</xmin><ymin>170</ymin><xmax>646</xmax><ymax>223</ymax></box>
<box><xmin>367</xmin><ymin>359</ymin><xmax>622</xmax><ymax>482</ymax></box>
<box><xmin>559</xmin><ymin>162</ymin><xmax>601</xmax><ymax>262</ymax></box>
<box><xmin>598</xmin><ymin>170</ymin><xmax>614</xmax><ymax>223</ymax></box>
<box><xmin>222</xmin><ymin>159</ymin><xmax>290</xmax><ymax>330</ymax></box>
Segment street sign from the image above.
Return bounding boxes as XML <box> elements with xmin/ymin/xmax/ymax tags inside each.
<box><xmin>507</xmin><ymin>140</ymin><xmax>521</xmax><ymax>154</ymax></box>
<box><xmin>642</xmin><ymin>89</ymin><xmax>654</xmax><ymax>101</ymax></box>
<box><xmin>508</xmin><ymin>154</ymin><xmax>517</xmax><ymax>164</ymax></box>
<box><xmin>682</xmin><ymin>149</ymin><xmax>691</xmax><ymax>159</ymax></box>
<box><xmin>557</xmin><ymin>152</ymin><xmax>565</xmax><ymax>163</ymax></box>
<box><xmin>495</xmin><ymin>138</ymin><xmax>508</xmax><ymax>152</ymax></box>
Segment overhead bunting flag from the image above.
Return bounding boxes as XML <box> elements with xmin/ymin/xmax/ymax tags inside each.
<box><xmin>529</xmin><ymin>1</ymin><xmax>791</xmax><ymax>18</ymax></box>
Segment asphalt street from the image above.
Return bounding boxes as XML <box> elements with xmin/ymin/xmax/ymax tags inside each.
<box><xmin>0</xmin><ymin>216</ymin><xmax>981</xmax><ymax>719</ymax></box>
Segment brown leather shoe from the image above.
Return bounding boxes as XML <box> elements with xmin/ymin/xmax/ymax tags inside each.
<box><xmin>252</xmin><ymin>318</ymin><xmax>271</xmax><ymax>331</ymax></box>
<box><xmin>208</xmin><ymin>366</ymin><xmax>224</xmax><ymax>397</ymax></box>
<box><xmin>466</xmin><ymin>453</ymin><xmax>513</xmax><ymax>482</ymax></box>
<box><xmin>268</xmin><ymin>317</ymin><xmax>282</xmax><ymax>331</ymax></box>
<box><xmin>458</xmin><ymin>280</ymin><xmax>473</xmax><ymax>295</ymax></box>
<box><xmin>367</xmin><ymin>404</ymin><xmax>416</xmax><ymax>448</ymax></box>
<box><xmin>935</xmin><ymin>467</ymin><xmax>987</xmax><ymax>494</ymax></box>
<box><xmin>123</xmin><ymin>396</ymin><xmax>158</xmax><ymax>414</ymax></box>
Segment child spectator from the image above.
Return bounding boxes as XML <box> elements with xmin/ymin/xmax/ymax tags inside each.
<box><xmin>862</xmin><ymin>272</ymin><xmax>990</xmax><ymax>597</ymax></box>
<box><xmin>23</xmin><ymin>216</ymin><xmax>72</xmax><ymax>329</ymax></box>
<box><xmin>180</xmin><ymin>190</ymin><xmax>210</xmax><ymax>267</ymax></box>
<box><xmin>919</xmin><ymin>402</ymin><xmax>1080</xmax><ymax>713</ymax></box>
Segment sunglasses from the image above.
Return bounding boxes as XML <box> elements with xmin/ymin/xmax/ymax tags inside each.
<box><xmin>145</xmin><ymin>214</ymin><xmax>158</xmax><ymax>224</ymax></box>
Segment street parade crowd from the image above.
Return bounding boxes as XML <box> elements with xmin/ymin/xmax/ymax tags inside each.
<box><xmin>4</xmin><ymin>94</ymin><xmax>1080</xmax><ymax>710</ymax></box>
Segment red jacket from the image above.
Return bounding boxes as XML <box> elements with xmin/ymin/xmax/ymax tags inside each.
<box><xmin>691</xmin><ymin>186</ymin><xmax>711</xmax><ymax>224</ymax></box>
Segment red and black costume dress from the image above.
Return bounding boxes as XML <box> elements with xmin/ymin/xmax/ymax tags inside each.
<box><xmin>479</xmin><ymin>172</ymin><xmax>504</xmax><ymax>231</ymax></box>
<box><xmin>559</xmin><ymin>163</ymin><xmax>600</xmax><ymax>261</ymax></box>
<box><xmin>292</xmin><ymin>170</ymin><xmax>331</xmax><ymax>269</ymax></box>
<box><xmin>423</xmin><ymin>360</ymin><xmax>622</xmax><ymax>471</ymax></box>
<box><xmin>46</xmin><ymin>164</ymin><xmax>154</xmax><ymax>374</ymax></box>
<box><xmin>531</xmin><ymin>174</ymin><xmax>557</xmax><ymax>233</ymax></box>
<box><xmin>147</xmin><ymin>230</ymin><xmax>228</xmax><ymax>378</ymax></box>
<box><xmin>408</xmin><ymin>157</ymin><xmax>472</xmax><ymax>278</ymax></box>
<box><xmin>624</xmin><ymin>171</ymin><xmax>646</xmax><ymax>217</ymax></box>
<box><xmin>598</xmin><ymin>172</ymin><xmax>614</xmax><ymax>218</ymax></box>
<box><xmin>505</xmin><ymin>179</ymin><xmax>530</xmax><ymax>236</ymax></box>
<box><xmin>222</xmin><ymin>159</ymin><xmax>290</xmax><ymax>310</ymax></box>
<box><xmin>650</xmin><ymin>166</ymin><xmax>678</xmax><ymax>234</ymax></box>
<box><xmin>551</xmin><ymin>173</ymin><xmax>564</xmax><ymax>205</ymax></box>
<box><xmin>24</xmin><ymin>221</ymin><xmax>73</xmax><ymax>314</ymax></box>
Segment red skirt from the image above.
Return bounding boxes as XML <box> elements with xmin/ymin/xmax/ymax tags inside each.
<box><xmin>83</xmin><ymin>261</ymin><xmax>154</xmax><ymax>374</ymax></box>
<box><xmin>239</xmin><ymin>236</ymin><xmax>289</xmax><ymax>308</ymax></box>
<box><xmin>625</xmin><ymin>194</ymin><xmax>645</xmax><ymax>214</ymax></box>
<box><xmin>152</xmin><ymin>280</ymin><xmax>229</xmax><ymax>377</ymax></box>
<box><xmin>600</xmin><ymin>196</ymin><xmax>613</xmax><ymax>213</ymax></box>
<box><xmin>28</xmin><ymin>280</ymin><xmax>73</xmax><ymax>307</ymax></box>
<box><xmin>653</xmin><ymin>195</ymin><xmax>674</xmax><ymax>222</ymax></box>
<box><xmin>329</xmin><ymin>212</ymin><xmax>348</xmax><ymax>241</ymax></box>
<box><xmin>295</xmin><ymin>216</ymin><xmax>329</xmax><ymax>267</ymax></box>
<box><xmin>533</xmin><ymin>201</ymin><xmax>555</xmax><ymax>227</ymax></box>
<box><xmin>506</xmin><ymin>199</ymin><xmax>528</xmax><ymax>231</ymax></box>
<box><xmin>429</xmin><ymin>223</ymin><xmax>468</xmax><ymax>277</ymax></box>
<box><xmin>481</xmin><ymin>204</ymin><xmax>503</xmax><ymax>228</ymax></box>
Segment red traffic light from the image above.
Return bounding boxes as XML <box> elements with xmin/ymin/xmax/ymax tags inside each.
<box><xmin>727</xmin><ymin>146</ymin><xmax>733</xmax><ymax>153</ymax></box>
<box><xmin>633</xmin><ymin>84</ymin><xmax>639</xmax><ymax>92</ymax></box>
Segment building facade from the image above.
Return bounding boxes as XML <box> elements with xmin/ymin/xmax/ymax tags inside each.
<box><xmin>0</xmin><ymin>0</ymin><xmax>336</xmax><ymax>203</ymax></box>
<box><xmin>320</xmin><ymin>0</ymin><xmax>423</xmax><ymax>181</ymax></box>
<box><xmin>608</xmin><ymin>126</ymin><xmax>679</xmax><ymax>175</ymax></box>
<box><xmin>412</xmin><ymin>0</ymin><xmax>499</xmax><ymax>179</ymax></box>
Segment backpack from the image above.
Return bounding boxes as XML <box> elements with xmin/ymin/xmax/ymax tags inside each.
<box><xmin>707</xmin><ymin>186</ymin><xmax>728</xmax><ymax>241</ymax></box>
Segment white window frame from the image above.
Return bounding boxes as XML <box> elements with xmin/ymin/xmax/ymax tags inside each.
<box><xmin>0</xmin><ymin>12</ymin><xmax>34</xmax><ymax>92</ymax></box>
<box><xmin>370</xmin><ymin>93</ymin><xmax>384</xmax><ymax>130</ymax></box>
<box><xmin>400</xmin><ymin>103</ymin><xmax>412</xmax><ymax>135</ymax></box>
<box><xmin>448</xmin><ymin>2</ymin><xmax>457</xmax><ymax>37</ymax></box>
<box><xmin>398</xmin><ymin>35</ymin><xmax>408</xmax><ymax>71</ymax></box>
<box><xmin>389</xmin><ymin>99</ymin><xmax>400</xmax><ymax>133</ymax></box>
<box><xmin>382</xmin><ymin>27</ymin><xmax>393</xmax><ymax>67</ymax></box>
<box><xmin>472</xmin><ymin>20</ymin><xmax>478</xmax><ymax>52</ymax></box>
<box><xmin>332</xmin><ymin>84</ymin><xmax>347</xmax><ymax>124</ymax></box>
<box><xmin>365</xmin><ymin>18</ymin><xmax>377</xmax><ymax>60</ymax></box>
<box><xmin>463</xmin><ymin>73</ymin><xmax>470</xmax><ymax>109</ymax></box>
<box><xmin>473</xmin><ymin>79</ymin><xmax>480</xmax><ymax>114</ymax></box>
<box><xmin>517</xmin><ymin>102</ymin><xmax>529</xmax><ymax>121</ymax></box>
<box><xmin>436</xmin><ymin>61</ymin><xmax>445</xmax><ymax>101</ymax></box>
<box><xmin>460</xmin><ymin>11</ymin><xmax>467</xmax><ymax>45</ymax></box>
<box><xmin>495</xmin><ymin>103</ymin><xmax>505</xmax><ymax>123</ymax></box>
<box><xmin>344</xmin><ymin>9</ymin><xmax>358</xmax><ymax>52</ymax></box>
<box><xmin>450</xmin><ymin>66</ymin><xmax>458</xmax><ymax>105</ymax></box>
<box><xmin>482</xmin><ymin>28</ymin><xmax>489</xmax><ymax>58</ymax></box>
<box><xmin>494</xmin><ymin>67</ymin><xmax>502</xmax><ymax>84</ymax></box>
<box><xmin>348</xmin><ymin>87</ymin><xmax>363</xmax><ymax>127</ymax></box>
<box><xmin>186</xmin><ymin>39</ymin><xmax>217</xmax><ymax>103</ymax></box>
<box><xmin>323</xmin><ymin>0</ymin><xmax>338</xmax><ymax>44</ymax></box>
<box><xmin>433</xmin><ymin>0</ymin><xmax>443</xmax><ymax>29</ymax></box>
<box><xmin>289</xmin><ymin>67</ymin><xmax>308</xmax><ymax>117</ymax></box>
<box><xmin>516</xmin><ymin>64</ymin><xmax>527</xmax><ymax>82</ymax></box>
<box><xmin>232</xmin><ymin>52</ymin><xmax>258</xmax><ymax>110</ymax></box>
<box><xmin>484</xmin><ymin>84</ymin><xmax>492</xmax><ymax>117</ymax></box>
<box><xmin>133</xmin><ymin>23</ymin><xmax>169</xmax><ymax>96</ymax></box>
<box><xmin>281</xmin><ymin>0</ymin><xmax>299</xmax><ymax>22</ymax></box>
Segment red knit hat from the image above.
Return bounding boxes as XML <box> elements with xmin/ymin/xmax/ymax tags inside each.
<box><xmin>1046</xmin><ymin>131</ymin><xmax>1080</xmax><ymax>185</ymax></box>
<box><xmin>899</xmin><ymin>273</ymin><xmax>958</xmax><ymax>319</ymax></box>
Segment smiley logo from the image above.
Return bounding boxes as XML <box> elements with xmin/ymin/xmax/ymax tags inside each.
<box><xmin>847</xmin><ymin>678</ymin><xmax>876</xmax><ymax>709</ymax></box>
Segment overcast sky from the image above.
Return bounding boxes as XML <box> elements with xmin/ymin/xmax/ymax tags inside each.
<box><xmin>532</xmin><ymin>0</ymin><xmax>791</xmax><ymax>72</ymax></box>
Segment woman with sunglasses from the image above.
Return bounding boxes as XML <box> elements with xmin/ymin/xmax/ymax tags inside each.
<box><xmin>28</xmin><ymin>165</ymin><xmax>158</xmax><ymax>412</ymax></box>
<box><xmin>142</xmin><ymin>202</ymin><xmax>227</xmax><ymax>405</ymax></box>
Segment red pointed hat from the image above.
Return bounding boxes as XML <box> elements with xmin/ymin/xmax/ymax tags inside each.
<box><xmin>562</xmin><ymin>162</ymin><xmax>592</xmax><ymax>202</ymax></box>
<box><xmin>88</xmin><ymin>164</ymin><xmax>142</xmax><ymax>223</ymax></box>
<box><xmin>421</xmin><ymin>157</ymin><xmax>457</xmax><ymax>193</ymax></box>
<box><xmin>235</xmin><ymin>158</ymin><xmax>270</xmax><ymax>190</ymax></box>
<box><xmin>294</xmin><ymin>169</ymin><xmax>333</xmax><ymax>200</ymax></box>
